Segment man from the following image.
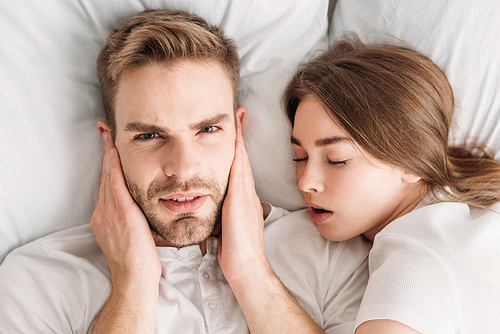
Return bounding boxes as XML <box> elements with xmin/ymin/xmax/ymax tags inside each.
<box><xmin>0</xmin><ymin>9</ymin><xmax>370</xmax><ymax>333</ymax></box>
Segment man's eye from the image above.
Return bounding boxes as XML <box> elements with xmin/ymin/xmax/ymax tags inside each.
<box><xmin>201</xmin><ymin>126</ymin><xmax>217</xmax><ymax>133</ymax></box>
<box><xmin>137</xmin><ymin>132</ymin><xmax>159</xmax><ymax>140</ymax></box>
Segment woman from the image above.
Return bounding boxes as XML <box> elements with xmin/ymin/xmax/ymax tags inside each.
<box><xmin>283</xmin><ymin>37</ymin><xmax>500</xmax><ymax>333</ymax></box>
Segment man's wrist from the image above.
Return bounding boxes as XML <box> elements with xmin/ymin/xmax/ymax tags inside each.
<box><xmin>227</xmin><ymin>257</ymin><xmax>275</xmax><ymax>291</ymax></box>
<box><xmin>111</xmin><ymin>270</ymin><xmax>160</xmax><ymax>295</ymax></box>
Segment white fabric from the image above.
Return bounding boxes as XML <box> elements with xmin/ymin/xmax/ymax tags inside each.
<box><xmin>3</xmin><ymin>0</ymin><xmax>500</xmax><ymax>269</ymax></box>
<box><xmin>356</xmin><ymin>202</ymin><xmax>500</xmax><ymax>333</ymax></box>
<box><xmin>330</xmin><ymin>0</ymin><xmax>500</xmax><ymax>159</ymax></box>
<box><xmin>0</xmin><ymin>0</ymin><xmax>330</xmax><ymax>263</ymax></box>
<box><xmin>0</xmin><ymin>205</ymin><xmax>370</xmax><ymax>333</ymax></box>
<box><xmin>0</xmin><ymin>229</ymin><xmax>245</xmax><ymax>334</ymax></box>
<box><xmin>264</xmin><ymin>206</ymin><xmax>371</xmax><ymax>333</ymax></box>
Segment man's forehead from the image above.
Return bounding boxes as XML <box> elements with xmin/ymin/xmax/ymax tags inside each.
<box><xmin>118</xmin><ymin>60</ymin><xmax>232</xmax><ymax>94</ymax></box>
<box><xmin>114</xmin><ymin>60</ymin><xmax>235</xmax><ymax>130</ymax></box>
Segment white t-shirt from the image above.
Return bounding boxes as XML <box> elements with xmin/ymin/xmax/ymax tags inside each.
<box><xmin>355</xmin><ymin>202</ymin><xmax>500</xmax><ymax>333</ymax></box>
<box><xmin>0</xmin><ymin>205</ymin><xmax>370</xmax><ymax>333</ymax></box>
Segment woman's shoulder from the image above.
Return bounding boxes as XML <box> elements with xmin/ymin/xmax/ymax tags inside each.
<box><xmin>360</xmin><ymin>201</ymin><xmax>500</xmax><ymax>333</ymax></box>
<box><xmin>372</xmin><ymin>201</ymin><xmax>500</xmax><ymax>278</ymax></box>
<box><xmin>375</xmin><ymin>201</ymin><xmax>500</xmax><ymax>247</ymax></box>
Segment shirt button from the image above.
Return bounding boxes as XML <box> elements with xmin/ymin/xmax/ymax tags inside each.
<box><xmin>208</xmin><ymin>300</ymin><xmax>217</xmax><ymax>309</ymax></box>
<box><xmin>188</xmin><ymin>250</ymin><xmax>197</xmax><ymax>257</ymax></box>
<box><xmin>203</xmin><ymin>272</ymin><xmax>211</xmax><ymax>280</ymax></box>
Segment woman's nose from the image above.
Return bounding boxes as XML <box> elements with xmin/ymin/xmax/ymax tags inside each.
<box><xmin>297</xmin><ymin>161</ymin><xmax>324</xmax><ymax>193</ymax></box>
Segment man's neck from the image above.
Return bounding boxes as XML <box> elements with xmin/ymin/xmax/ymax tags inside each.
<box><xmin>152</xmin><ymin>231</ymin><xmax>208</xmax><ymax>255</ymax></box>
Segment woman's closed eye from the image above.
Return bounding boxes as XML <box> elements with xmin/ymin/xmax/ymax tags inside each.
<box><xmin>293</xmin><ymin>156</ymin><xmax>347</xmax><ymax>165</ymax></box>
<box><xmin>327</xmin><ymin>158</ymin><xmax>347</xmax><ymax>166</ymax></box>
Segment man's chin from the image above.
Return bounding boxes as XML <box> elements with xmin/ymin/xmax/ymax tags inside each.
<box><xmin>152</xmin><ymin>232</ymin><xmax>207</xmax><ymax>248</ymax></box>
<box><xmin>148</xmin><ymin>215</ymin><xmax>220</xmax><ymax>248</ymax></box>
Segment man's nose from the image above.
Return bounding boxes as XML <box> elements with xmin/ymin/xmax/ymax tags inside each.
<box><xmin>297</xmin><ymin>161</ymin><xmax>324</xmax><ymax>193</ymax></box>
<box><xmin>163</xmin><ymin>142</ymin><xmax>200</xmax><ymax>180</ymax></box>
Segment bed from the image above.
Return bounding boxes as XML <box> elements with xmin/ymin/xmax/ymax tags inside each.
<box><xmin>1</xmin><ymin>0</ymin><xmax>499</xmax><ymax>264</ymax></box>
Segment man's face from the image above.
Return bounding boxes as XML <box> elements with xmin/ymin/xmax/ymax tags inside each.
<box><xmin>112</xmin><ymin>60</ymin><xmax>242</xmax><ymax>248</ymax></box>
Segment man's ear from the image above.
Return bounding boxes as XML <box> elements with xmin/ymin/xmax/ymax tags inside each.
<box><xmin>401</xmin><ymin>170</ymin><xmax>421</xmax><ymax>184</ymax></box>
<box><xmin>97</xmin><ymin>120</ymin><xmax>112</xmax><ymax>137</ymax></box>
<box><xmin>236</xmin><ymin>106</ymin><xmax>246</xmax><ymax>137</ymax></box>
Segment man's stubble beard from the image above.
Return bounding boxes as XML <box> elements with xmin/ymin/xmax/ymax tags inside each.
<box><xmin>124</xmin><ymin>174</ymin><xmax>227</xmax><ymax>248</ymax></box>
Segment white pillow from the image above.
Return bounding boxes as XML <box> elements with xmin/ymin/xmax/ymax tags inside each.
<box><xmin>0</xmin><ymin>0</ymin><xmax>328</xmax><ymax>263</ymax></box>
<box><xmin>330</xmin><ymin>0</ymin><xmax>500</xmax><ymax>159</ymax></box>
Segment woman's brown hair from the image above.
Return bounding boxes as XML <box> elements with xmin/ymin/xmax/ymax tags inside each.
<box><xmin>285</xmin><ymin>37</ymin><xmax>500</xmax><ymax>209</ymax></box>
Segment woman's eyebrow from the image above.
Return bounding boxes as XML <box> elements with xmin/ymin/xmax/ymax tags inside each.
<box><xmin>315</xmin><ymin>136</ymin><xmax>349</xmax><ymax>147</ymax></box>
<box><xmin>290</xmin><ymin>136</ymin><xmax>301</xmax><ymax>146</ymax></box>
<box><xmin>291</xmin><ymin>135</ymin><xmax>349</xmax><ymax>147</ymax></box>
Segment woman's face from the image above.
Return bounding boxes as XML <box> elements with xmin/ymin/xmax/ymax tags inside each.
<box><xmin>291</xmin><ymin>96</ymin><xmax>421</xmax><ymax>241</ymax></box>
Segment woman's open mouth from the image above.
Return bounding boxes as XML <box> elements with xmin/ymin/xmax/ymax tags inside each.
<box><xmin>309</xmin><ymin>206</ymin><xmax>333</xmax><ymax>223</ymax></box>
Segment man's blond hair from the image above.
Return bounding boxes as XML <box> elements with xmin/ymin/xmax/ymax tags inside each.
<box><xmin>97</xmin><ymin>9</ymin><xmax>240</xmax><ymax>133</ymax></box>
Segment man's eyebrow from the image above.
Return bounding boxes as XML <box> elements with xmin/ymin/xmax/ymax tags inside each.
<box><xmin>290</xmin><ymin>135</ymin><xmax>349</xmax><ymax>147</ymax></box>
<box><xmin>192</xmin><ymin>113</ymin><xmax>231</xmax><ymax>130</ymax></box>
<box><xmin>124</xmin><ymin>122</ymin><xmax>168</xmax><ymax>136</ymax></box>
<box><xmin>123</xmin><ymin>114</ymin><xmax>231</xmax><ymax>135</ymax></box>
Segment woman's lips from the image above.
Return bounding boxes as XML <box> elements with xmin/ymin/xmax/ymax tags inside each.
<box><xmin>310</xmin><ymin>207</ymin><xmax>334</xmax><ymax>223</ymax></box>
<box><xmin>160</xmin><ymin>193</ymin><xmax>208</xmax><ymax>213</ymax></box>
<box><xmin>306</xmin><ymin>201</ymin><xmax>334</xmax><ymax>223</ymax></box>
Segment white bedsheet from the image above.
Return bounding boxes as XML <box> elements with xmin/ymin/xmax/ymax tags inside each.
<box><xmin>1</xmin><ymin>0</ymin><xmax>500</xmax><ymax>263</ymax></box>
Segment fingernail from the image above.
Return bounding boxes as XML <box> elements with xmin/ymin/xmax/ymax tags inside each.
<box><xmin>111</xmin><ymin>148</ymin><xmax>115</xmax><ymax>157</ymax></box>
<box><xmin>103</xmin><ymin>133</ymin><xmax>109</xmax><ymax>143</ymax></box>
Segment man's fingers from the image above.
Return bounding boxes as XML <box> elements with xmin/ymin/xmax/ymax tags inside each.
<box><xmin>235</xmin><ymin>127</ymin><xmax>257</xmax><ymax>194</ymax></box>
<box><xmin>103</xmin><ymin>132</ymin><xmax>114</xmax><ymax>176</ymax></box>
<box><xmin>96</xmin><ymin>132</ymin><xmax>110</xmax><ymax>205</ymax></box>
<box><xmin>96</xmin><ymin>131</ymin><xmax>117</xmax><ymax>209</ymax></box>
<box><xmin>95</xmin><ymin>138</ymin><xmax>105</xmax><ymax>206</ymax></box>
<box><xmin>229</xmin><ymin>131</ymin><xmax>245</xmax><ymax>190</ymax></box>
<box><xmin>109</xmin><ymin>147</ymin><xmax>135</xmax><ymax>209</ymax></box>
<box><xmin>102</xmin><ymin>132</ymin><xmax>109</xmax><ymax>174</ymax></box>
<box><xmin>101</xmin><ymin>132</ymin><xmax>113</xmax><ymax>181</ymax></box>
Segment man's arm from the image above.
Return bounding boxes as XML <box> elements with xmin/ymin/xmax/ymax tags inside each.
<box><xmin>218</xmin><ymin>126</ymin><xmax>323</xmax><ymax>333</ymax></box>
<box><xmin>90</xmin><ymin>130</ymin><xmax>161</xmax><ymax>333</ymax></box>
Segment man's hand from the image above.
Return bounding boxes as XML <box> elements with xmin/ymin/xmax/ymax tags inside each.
<box><xmin>90</xmin><ymin>129</ymin><xmax>160</xmax><ymax>333</ymax></box>
<box><xmin>90</xmin><ymin>130</ymin><xmax>161</xmax><ymax>284</ymax></box>
<box><xmin>218</xmin><ymin>126</ymin><xmax>323</xmax><ymax>333</ymax></box>
<box><xmin>218</xmin><ymin>126</ymin><xmax>269</xmax><ymax>285</ymax></box>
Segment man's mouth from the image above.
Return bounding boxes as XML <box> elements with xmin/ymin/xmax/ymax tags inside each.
<box><xmin>161</xmin><ymin>193</ymin><xmax>208</xmax><ymax>213</ymax></box>
<box><xmin>169</xmin><ymin>196</ymin><xmax>199</xmax><ymax>202</ymax></box>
